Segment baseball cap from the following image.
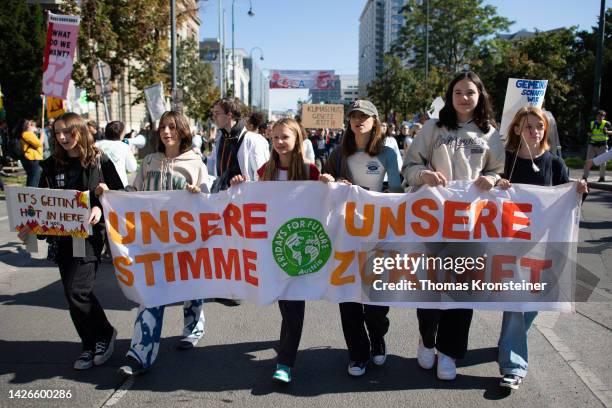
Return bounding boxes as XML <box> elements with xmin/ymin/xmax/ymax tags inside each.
<box><xmin>347</xmin><ymin>100</ymin><xmax>379</xmax><ymax>118</ymax></box>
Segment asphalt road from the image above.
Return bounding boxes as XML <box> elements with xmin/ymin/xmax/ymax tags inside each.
<box><xmin>0</xmin><ymin>187</ymin><xmax>610</xmax><ymax>408</ymax></box>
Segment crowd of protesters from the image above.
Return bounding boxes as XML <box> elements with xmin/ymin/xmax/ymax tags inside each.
<box><xmin>11</xmin><ymin>70</ymin><xmax>599</xmax><ymax>393</ymax></box>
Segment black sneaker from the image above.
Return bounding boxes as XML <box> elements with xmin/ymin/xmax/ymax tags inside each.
<box><xmin>93</xmin><ymin>328</ymin><xmax>117</xmax><ymax>366</ymax></box>
<box><xmin>371</xmin><ymin>338</ymin><xmax>387</xmax><ymax>366</ymax></box>
<box><xmin>74</xmin><ymin>350</ymin><xmax>94</xmax><ymax>370</ymax></box>
<box><xmin>214</xmin><ymin>298</ymin><xmax>242</xmax><ymax>306</ymax></box>
<box><xmin>118</xmin><ymin>357</ymin><xmax>149</xmax><ymax>377</ymax></box>
<box><xmin>347</xmin><ymin>360</ymin><xmax>368</xmax><ymax>377</ymax></box>
<box><xmin>499</xmin><ymin>374</ymin><xmax>523</xmax><ymax>390</ymax></box>
<box><xmin>598</xmin><ymin>176</ymin><xmax>606</xmax><ymax>182</ymax></box>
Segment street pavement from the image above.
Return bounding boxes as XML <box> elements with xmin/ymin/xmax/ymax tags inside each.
<box><xmin>0</xmin><ymin>180</ymin><xmax>610</xmax><ymax>408</ymax></box>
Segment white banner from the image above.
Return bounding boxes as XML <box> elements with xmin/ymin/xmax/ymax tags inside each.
<box><xmin>499</xmin><ymin>78</ymin><xmax>548</xmax><ymax>137</ymax></box>
<box><xmin>101</xmin><ymin>182</ymin><xmax>581</xmax><ymax>311</ymax></box>
<box><xmin>144</xmin><ymin>82</ymin><xmax>167</xmax><ymax>123</ymax></box>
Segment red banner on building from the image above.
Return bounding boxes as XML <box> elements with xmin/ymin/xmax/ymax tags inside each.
<box><xmin>42</xmin><ymin>12</ymin><xmax>80</xmax><ymax>100</ymax></box>
<box><xmin>269</xmin><ymin>70</ymin><xmax>335</xmax><ymax>90</ymax></box>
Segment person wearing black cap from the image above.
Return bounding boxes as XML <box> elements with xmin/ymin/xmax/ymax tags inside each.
<box><xmin>321</xmin><ymin>99</ymin><xmax>401</xmax><ymax>376</ymax></box>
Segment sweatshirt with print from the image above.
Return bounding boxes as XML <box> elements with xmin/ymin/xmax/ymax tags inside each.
<box><xmin>402</xmin><ymin>119</ymin><xmax>505</xmax><ymax>188</ymax></box>
<box><xmin>132</xmin><ymin>149</ymin><xmax>208</xmax><ymax>192</ymax></box>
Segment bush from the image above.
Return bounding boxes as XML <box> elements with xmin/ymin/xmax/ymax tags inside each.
<box><xmin>564</xmin><ymin>155</ymin><xmax>612</xmax><ymax>170</ymax></box>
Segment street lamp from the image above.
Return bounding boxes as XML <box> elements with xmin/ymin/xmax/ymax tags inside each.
<box><xmin>249</xmin><ymin>46</ymin><xmax>264</xmax><ymax>61</ymax></box>
<box><xmin>232</xmin><ymin>0</ymin><xmax>255</xmax><ymax>101</ymax></box>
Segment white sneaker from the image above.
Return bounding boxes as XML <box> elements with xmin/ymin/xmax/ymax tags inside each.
<box><xmin>437</xmin><ymin>352</ymin><xmax>456</xmax><ymax>380</ymax></box>
<box><xmin>417</xmin><ymin>337</ymin><xmax>436</xmax><ymax>369</ymax></box>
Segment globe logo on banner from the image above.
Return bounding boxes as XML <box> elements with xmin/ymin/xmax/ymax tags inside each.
<box><xmin>272</xmin><ymin>218</ymin><xmax>332</xmax><ymax>276</ymax></box>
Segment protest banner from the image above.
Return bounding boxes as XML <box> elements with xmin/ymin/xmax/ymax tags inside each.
<box><xmin>101</xmin><ymin>182</ymin><xmax>580</xmax><ymax>312</ymax></box>
<box><xmin>144</xmin><ymin>83</ymin><xmax>167</xmax><ymax>123</ymax></box>
<box><xmin>42</xmin><ymin>12</ymin><xmax>80</xmax><ymax>100</ymax></box>
<box><xmin>269</xmin><ymin>70</ymin><xmax>335</xmax><ymax>90</ymax></box>
<box><xmin>301</xmin><ymin>104</ymin><xmax>344</xmax><ymax>129</ymax></box>
<box><xmin>499</xmin><ymin>78</ymin><xmax>548</xmax><ymax>137</ymax></box>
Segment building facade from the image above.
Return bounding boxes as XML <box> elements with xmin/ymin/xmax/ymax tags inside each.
<box><xmin>358</xmin><ymin>0</ymin><xmax>385</xmax><ymax>97</ymax></box>
<box><xmin>359</xmin><ymin>0</ymin><xmax>413</xmax><ymax>97</ymax></box>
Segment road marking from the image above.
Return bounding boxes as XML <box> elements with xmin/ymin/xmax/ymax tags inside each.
<box><xmin>103</xmin><ymin>376</ymin><xmax>134</xmax><ymax>407</ymax></box>
<box><xmin>537</xmin><ymin>325</ymin><xmax>612</xmax><ymax>408</ymax></box>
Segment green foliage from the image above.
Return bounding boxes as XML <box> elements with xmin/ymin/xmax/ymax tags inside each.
<box><xmin>475</xmin><ymin>29</ymin><xmax>579</xmax><ymax>132</ymax></box>
<box><xmin>0</xmin><ymin>0</ymin><xmax>46</xmax><ymax>127</ymax></box>
<box><xmin>393</xmin><ymin>0</ymin><xmax>512</xmax><ymax>73</ymax></box>
<box><xmin>61</xmin><ymin>0</ymin><xmax>172</xmax><ymax>104</ymax></box>
<box><xmin>387</xmin><ymin>1</ymin><xmax>611</xmax><ymax>148</ymax></box>
<box><xmin>176</xmin><ymin>38</ymin><xmax>219</xmax><ymax>123</ymax></box>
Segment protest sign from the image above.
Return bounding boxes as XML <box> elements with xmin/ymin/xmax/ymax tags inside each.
<box><xmin>269</xmin><ymin>70</ymin><xmax>335</xmax><ymax>90</ymax></box>
<box><xmin>6</xmin><ymin>186</ymin><xmax>91</xmax><ymax>238</ymax></box>
<box><xmin>101</xmin><ymin>181</ymin><xmax>580</xmax><ymax>312</ymax></box>
<box><xmin>42</xmin><ymin>13</ymin><xmax>80</xmax><ymax>100</ymax></box>
<box><xmin>144</xmin><ymin>83</ymin><xmax>167</xmax><ymax>123</ymax></box>
<box><xmin>499</xmin><ymin>78</ymin><xmax>548</xmax><ymax>137</ymax></box>
<box><xmin>301</xmin><ymin>104</ymin><xmax>344</xmax><ymax>129</ymax></box>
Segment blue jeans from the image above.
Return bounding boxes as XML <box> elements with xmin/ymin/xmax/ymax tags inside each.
<box><xmin>498</xmin><ymin>311</ymin><xmax>538</xmax><ymax>378</ymax></box>
<box><xmin>21</xmin><ymin>159</ymin><xmax>40</xmax><ymax>187</ymax></box>
<box><xmin>127</xmin><ymin>300</ymin><xmax>205</xmax><ymax>369</ymax></box>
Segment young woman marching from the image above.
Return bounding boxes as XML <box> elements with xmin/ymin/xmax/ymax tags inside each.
<box><xmin>321</xmin><ymin>99</ymin><xmax>402</xmax><ymax>377</ymax></box>
<box><xmin>230</xmin><ymin>118</ymin><xmax>321</xmax><ymax>383</ymax></box>
<box><xmin>99</xmin><ymin>111</ymin><xmax>209</xmax><ymax>376</ymax></box>
<box><xmin>496</xmin><ymin>106</ymin><xmax>587</xmax><ymax>390</ymax></box>
<box><xmin>18</xmin><ymin>112</ymin><xmax>122</xmax><ymax>370</ymax></box>
<box><xmin>402</xmin><ymin>71</ymin><xmax>505</xmax><ymax>380</ymax></box>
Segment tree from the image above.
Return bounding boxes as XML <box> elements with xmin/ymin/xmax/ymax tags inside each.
<box><xmin>0</xmin><ymin>0</ymin><xmax>46</xmax><ymax>127</ymax></box>
<box><xmin>367</xmin><ymin>56</ymin><xmax>416</xmax><ymax>120</ymax></box>
<box><xmin>176</xmin><ymin>38</ymin><xmax>219</xmax><ymax>123</ymax></box>
<box><xmin>473</xmin><ymin>28</ymin><xmax>586</xmax><ymax>146</ymax></box>
<box><xmin>393</xmin><ymin>0</ymin><xmax>512</xmax><ymax>74</ymax></box>
<box><xmin>61</xmin><ymin>0</ymin><xmax>199</xmax><ymax>104</ymax></box>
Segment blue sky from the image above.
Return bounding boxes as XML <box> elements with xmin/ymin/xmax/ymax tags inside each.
<box><xmin>198</xmin><ymin>0</ymin><xmax>606</xmax><ymax>111</ymax></box>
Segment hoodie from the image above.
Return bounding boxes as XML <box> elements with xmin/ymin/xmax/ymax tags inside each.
<box><xmin>132</xmin><ymin>150</ymin><xmax>208</xmax><ymax>192</ymax></box>
<box><xmin>402</xmin><ymin>119</ymin><xmax>505</xmax><ymax>188</ymax></box>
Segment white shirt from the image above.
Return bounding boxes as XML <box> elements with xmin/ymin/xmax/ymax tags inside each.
<box><xmin>95</xmin><ymin>139</ymin><xmax>138</xmax><ymax>187</ymax></box>
<box><xmin>303</xmin><ymin>139</ymin><xmax>315</xmax><ymax>163</ymax></box>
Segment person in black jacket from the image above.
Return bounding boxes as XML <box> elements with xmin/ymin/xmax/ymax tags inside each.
<box><xmin>18</xmin><ymin>112</ymin><xmax>123</xmax><ymax>371</ymax></box>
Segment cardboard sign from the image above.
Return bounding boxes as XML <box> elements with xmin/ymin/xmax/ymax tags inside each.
<box><xmin>301</xmin><ymin>104</ymin><xmax>344</xmax><ymax>129</ymax></box>
<box><xmin>499</xmin><ymin>78</ymin><xmax>548</xmax><ymax>137</ymax></box>
<box><xmin>42</xmin><ymin>13</ymin><xmax>80</xmax><ymax>100</ymax></box>
<box><xmin>6</xmin><ymin>186</ymin><xmax>92</xmax><ymax>238</ymax></box>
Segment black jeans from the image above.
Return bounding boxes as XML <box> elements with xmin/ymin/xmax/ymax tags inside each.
<box><xmin>277</xmin><ymin>300</ymin><xmax>305</xmax><ymax>367</ymax></box>
<box><xmin>339</xmin><ymin>302</ymin><xmax>389</xmax><ymax>363</ymax></box>
<box><xmin>58</xmin><ymin>259</ymin><xmax>114</xmax><ymax>351</ymax></box>
<box><xmin>417</xmin><ymin>308</ymin><xmax>473</xmax><ymax>359</ymax></box>
<box><xmin>21</xmin><ymin>159</ymin><xmax>40</xmax><ymax>187</ymax></box>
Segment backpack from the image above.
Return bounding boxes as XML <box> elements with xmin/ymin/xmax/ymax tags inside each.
<box><xmin>7</xmin><ymin>134</ymin><xmax>24</xmax><ymax>160</ymax></box>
